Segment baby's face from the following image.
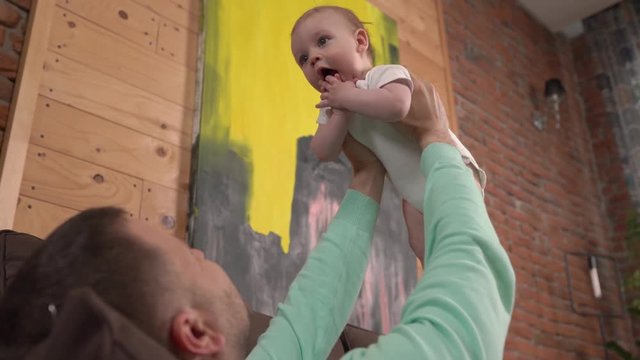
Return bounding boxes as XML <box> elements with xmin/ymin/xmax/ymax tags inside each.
<box><xmin>291</xmin><ymin>11</ymin><xmax>368</xmax><ymax>92</ymax></box>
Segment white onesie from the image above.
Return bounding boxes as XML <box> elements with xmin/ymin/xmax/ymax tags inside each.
<box><xmin>317</xmin><ymin>64</ymin><xmax>486</xmax><ymax>211</ymax></box>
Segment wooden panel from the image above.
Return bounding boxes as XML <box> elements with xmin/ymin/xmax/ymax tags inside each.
<box><xmin>400</xmin><ymin>41</ymin><xmax>448</xmax><ymax>106</ymax></box>
<box><xmin>21</xmin><ymin>145</ymin><xmax>142</xmax><ymax>217</ymax></box>
<box><xmin>14</xmin><ymin>196</ymin><xmax>77</xmax><ymax>239</ymax></box>
<box><xmin>398</xmin><ymin>21</ymin><xmax>444</xmax><ymax>68</ymax></box>
<box><xmin>40</xmin><ymin>52</ymin><xmax>193</xmax><ymax>149</ymax></box>
<box><xmin>369</xmin><ymin>0</ymin><xmax>457</xmax><ymax>129</ymax></box>
<box><xmin>370</xmin><ymin>0</ymin><xmax>437</xmax><ymax>23</ymax></box>
<box><xmin>31</xmin><ymin>97</ymin><xmax>190</xmax><ymax>191</ymax></box>
<box><xmin>56</xmin><ymin>0</ymin><xmax>158</xmax><ymax>50</ymax></box>
<box><xmin>158</xmin><ymin>19</ymin><xmax>198</xmax><ymax>70</ymax></box>
<box><xmin>0</xmin><ymin>0</ymin><xmax>56</xmax><ymax>229</ymax></box>
<box><xmin>140</xmin><ymin>181</ymin><xmax>188</xmax><ymax>239</ymax></box>
<box><xmin>434</xmin><ymin>0</ymin><xmax>458</xmax><ymax>130</ymax></box>
<box><xmin>370</xmin><ymin>0</ymin><xmax>443</xmax><ymax>67</ymax></box>
<box><xmin>172</xmin><ymin>0</ymin><xmax>201</xmax><ymax>16</ymax></box>
<box><xmin>49</xmin><ymin>7</ymin><xmax>196</xmax><ymax>108</ymax></box>
<box><xmin>132</xmin><ymin>0</ymin><xmax>199</xmax><ymax>32</ymax></box>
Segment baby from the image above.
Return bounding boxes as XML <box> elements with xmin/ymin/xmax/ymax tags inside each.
<box><xmin>291</xmin><ymin>6</ymin><xmax>486</xmax><ymax>264</ymax></box>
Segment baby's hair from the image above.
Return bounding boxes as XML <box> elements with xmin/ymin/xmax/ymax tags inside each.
<box><xmin>291</xmin><ymin>6</ymin><xmax>375</xmax><ymax>61</ymax></box>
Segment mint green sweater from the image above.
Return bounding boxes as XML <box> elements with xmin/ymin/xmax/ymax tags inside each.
<box><xmin>247</xmin><ymin>143</ymin><xmax>516</xmax><ymax>359</ymax></box>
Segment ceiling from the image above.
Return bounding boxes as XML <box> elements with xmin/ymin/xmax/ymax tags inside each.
<box><xmin>517</xmin><ymin>0</ymin><xmax>622</xmax><ymax>36</ymax></box>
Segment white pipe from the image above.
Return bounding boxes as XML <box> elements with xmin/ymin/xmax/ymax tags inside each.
<box><xmin>588</xmin><ymin>255</ymin><xmax>602</xmax><ymax>299</ymax></box>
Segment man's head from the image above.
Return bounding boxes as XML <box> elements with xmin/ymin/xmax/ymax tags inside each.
<box><xmin>0</xmin><ymin>207</ymin><xmax>250</xmax><ymax>359</ymax></box>
<box><xmin>291</xmin><ymin>6</ymin><xmax>373</xmax><ymax>91</ymax></box>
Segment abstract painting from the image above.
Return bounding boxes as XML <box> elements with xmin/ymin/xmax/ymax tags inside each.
<box><xmin>191</xmin><ymin>0</ymin><xmax>416</xmax><ymax>333</ymax></box>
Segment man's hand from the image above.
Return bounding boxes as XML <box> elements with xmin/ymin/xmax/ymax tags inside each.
<box><xmin>343</xmin><ymin>134</ymin><xmax>385</xmax><ymax>204</ymax></box>
<box><xmin>316</xmin><ymin>75</ymin><xmax>357</xmax><ymax>110</ymax></box>
<box><xmin>395</xmin><ymin>74</ymin><xmax>455</xmax><ymax>149</ymax></box>
<box><xmin>398</xmin><ymin>74</ymin><xmax>483</xmax><ymax>186</ymax></box>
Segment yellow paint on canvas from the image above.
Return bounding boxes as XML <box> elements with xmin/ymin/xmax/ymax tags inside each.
<box><xmin>202</xmin><ymin>0</ymin><xmax>395</xmax><ymax>252</ymax></box>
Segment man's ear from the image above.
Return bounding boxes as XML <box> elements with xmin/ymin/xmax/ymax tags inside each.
<box><xmin>355</xmin><ymin>28</ymin><xmax>369</xmax><ymax>55</ymax></box>
<box><xmin>170</xmin><ymin>309</ymin><xmax>225</xmax><ymax>356</ymax></box>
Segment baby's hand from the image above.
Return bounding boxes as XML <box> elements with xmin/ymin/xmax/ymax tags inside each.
<box><xmin>316</xmin><ymin>75</ymin><xmax>357</xmax><ymax>110</ymax></box>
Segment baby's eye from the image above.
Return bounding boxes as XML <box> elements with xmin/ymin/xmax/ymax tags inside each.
<box><xmin>317</xmin><ymin>36</ymin><xmax>329</xmax><ymax>47</ymax></box>
<box><xmin>298</xmin><ymin>54</ymin><xmax>308</xmax><ymax>66</ymax></box>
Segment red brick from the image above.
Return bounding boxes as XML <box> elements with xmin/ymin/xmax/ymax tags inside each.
<box><xmin>0</xmin><ymin>52</ymin><xmax>19</xmax><ymax>79</ymax></box>
<box><xmin>508</xmin><ymin>321</ymin><xmax>534</xmax><ymax>339</ymax></box>
<box><xmin>0</xmin><ymin>75</ymin><xmax>12</xmax><ymax>103</ymax></box>
<box><xmin>0</xmin><ymin>2</ymin><xmax>21</xmax><ymax>28</ymax></box>
<box><xmin>535</xmin><ymin>345</ymin><xmax>563</xmax><ymax>359</ymax></box>
<box><xmin>10</xmin><ymin>31</ymin><xmax>21</xmax><ymax>53</ymax></box>
<box><xmin>0</xmin><ymin>102</ymin><xmax>7</xmax><ymax>130</ymax></box>
<box><xmin>8</xmin><ymin>0</ymin><xmax>31</xmax><ymax>11</ymax></box>
<box><xmin>506</xmin><ymin>335</ymin><xmax>537</xmax><ymax>355</ymax></box>
<box><xmin>0</xmin><ymin>26</ymin><xmax>5</xmax><ymax>47</ymax></box>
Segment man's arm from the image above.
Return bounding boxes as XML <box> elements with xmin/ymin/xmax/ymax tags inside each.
<box><xmin>340</xmin><ymin>76</ymin><xmax>515</xmax><ymax>359</ymax></box>
<box><xmin>247</xmin><ymin>136</ymin><xmax>385</xmax><ymax>360</ymax></box>
<box><xmin>311</xmin><ymin>110</ymin><xmax>350</xmax><ymax>161</ymax></box>
<box><xmin>342</xmin><ymin>144</ymin><xmax>515</xmax><ymax>360</ymax></box>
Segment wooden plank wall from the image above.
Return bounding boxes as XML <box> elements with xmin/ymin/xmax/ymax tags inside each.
<box><xmin>369</xmin><ymin>0</ymin><xmax>457</xmax><ymax>128</ymax></box>
<box><xmin>12</xmin><ymin>0</ymin><xmax>200</xmax><ymax>239</ymax></box>
<box><xmin>6</xmin><ymin>0</ymin><xmax>454</xmax><ymax>240</ymax></box>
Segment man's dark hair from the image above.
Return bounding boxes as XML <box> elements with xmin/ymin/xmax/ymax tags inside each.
<box><xmin>0</xmin><ymin>207</ymin><xmax>168</xmax><ymax>350</ymax></box>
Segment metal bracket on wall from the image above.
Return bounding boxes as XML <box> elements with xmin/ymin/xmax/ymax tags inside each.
<box><xmin>563</xmin><ymin>252</ymin><xmax>627</xmax><ymax>360</ymax></box>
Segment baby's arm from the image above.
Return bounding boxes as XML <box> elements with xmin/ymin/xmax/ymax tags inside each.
<box><xmin>318</xmin><ymin>76</ymin><xmax>412</xmax><ymax>121</ymax></box>
<box><xmin>343</xmin><ymin>82</ymin><xmax>411</xmax><ymax>121</ymax></box>
<box><xmin>310</xmin><ymin>109</ymin><xmax>350</xmax><ymax>161</ymax></box>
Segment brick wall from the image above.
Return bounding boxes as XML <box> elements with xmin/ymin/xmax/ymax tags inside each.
<box><xmin>0</xmin><ymin>0</ymin><xmax>29</xmax><ymax>151</ymax></box>
<box><xmin>574</xmin><ymin>0</ymin><xmax>640</xmax><ymax>342</ymax></box>
<box><xmin>442</xmin><ymin>0</ymin><xmax>636</xmax><ymax>358</ymax></box>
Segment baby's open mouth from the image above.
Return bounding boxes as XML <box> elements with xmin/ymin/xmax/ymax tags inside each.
<box><xmin>320</xmin><ymin>68</ymin><xmax>339</xmax><ymax>79</ymax></box>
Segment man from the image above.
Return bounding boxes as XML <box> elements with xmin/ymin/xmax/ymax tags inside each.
<box><xmin>0</xmin><ymin>78</ymin><xmax>515</xmax><ymax>359</ymax></box>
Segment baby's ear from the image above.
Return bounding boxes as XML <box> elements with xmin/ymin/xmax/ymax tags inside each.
<box><xmin>355</xmin><ymin>28</ymin><xmax>369</xmax><ymax>53</ymax></box>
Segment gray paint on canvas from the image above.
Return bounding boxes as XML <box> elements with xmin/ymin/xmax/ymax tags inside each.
<box><xmin>191</xmin><ymin>136</ymin><xmax>416</xmax><ymax>332</ymax></box>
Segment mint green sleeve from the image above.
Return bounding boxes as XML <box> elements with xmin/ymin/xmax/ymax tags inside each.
<box><xmin>343</xmin><ymin>143</ymin><xmax>516</xmax><ymax>360</ymax></box>
<box><xmin>247</xmin><ymin>190</ymin><xmax>379</xmax><ymax>360</ymax></box>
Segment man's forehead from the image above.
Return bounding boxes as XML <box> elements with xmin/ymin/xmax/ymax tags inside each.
<box><xmin>127</xmin><ymin>219</ymin><xmax>184</xmax><ymax>250</ymax></box>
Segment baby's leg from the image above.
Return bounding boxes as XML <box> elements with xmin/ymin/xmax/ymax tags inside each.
<box><xmin>402</xmin><ymin>200</ymin><xmax>425</xmax><ymax>267</ymax></box>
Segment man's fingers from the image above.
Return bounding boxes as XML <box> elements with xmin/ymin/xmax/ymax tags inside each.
<box><xmin>424</xmin><ymin>83</ymin><xmax>449</xmax><ymax>128</ymax></box>
<box><xmin>433</xmin><ymin>89</ymin><xmax>449</xmax><ymax>126</ymax></box>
